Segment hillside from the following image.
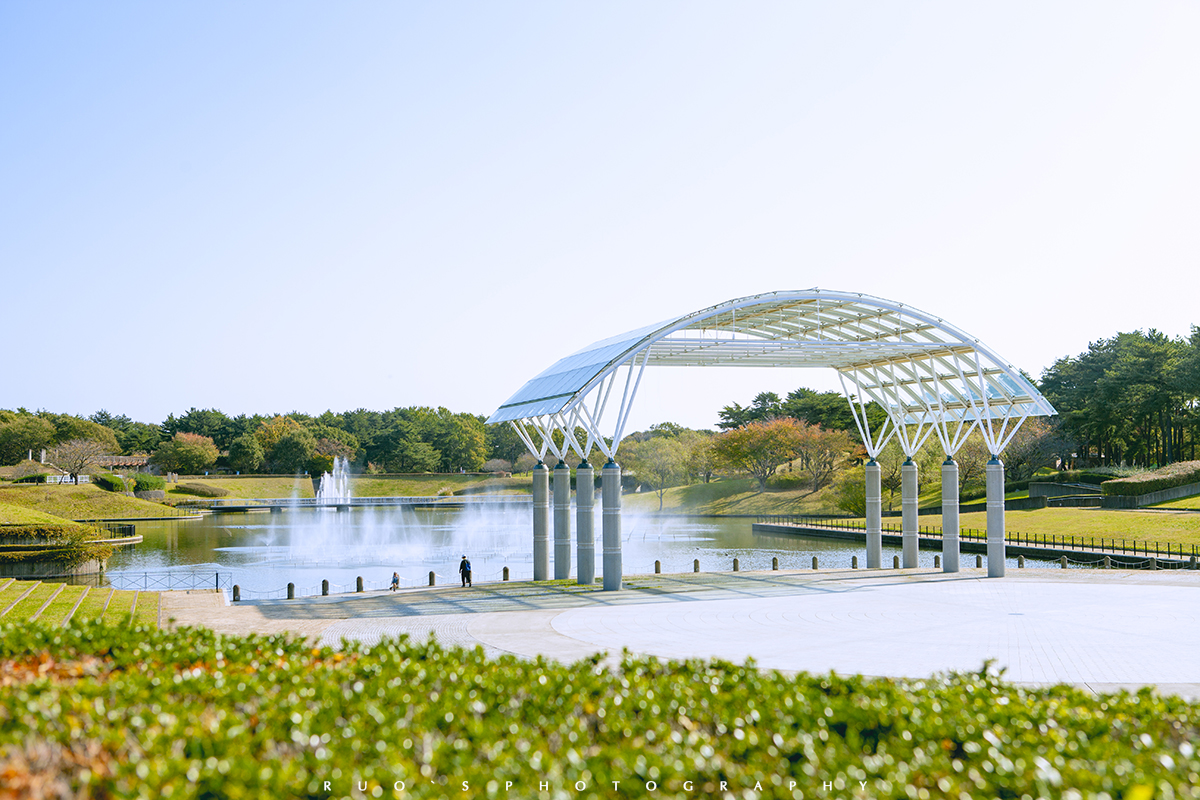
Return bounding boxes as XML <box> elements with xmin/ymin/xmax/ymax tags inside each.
<box><xmin>0</xmin><ymin>484</ymin><xmax>192</xmax><ymax>521</ymax></box>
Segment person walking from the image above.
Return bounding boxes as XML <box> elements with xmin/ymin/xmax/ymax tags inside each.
<box><xmin>458</xmin><ymin>555</ymin><xmax>472</xmax><ymax>587</ymax></box>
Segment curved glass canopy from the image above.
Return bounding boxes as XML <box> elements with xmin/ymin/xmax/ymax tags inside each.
<box><xmin>488</xmin><ymin>290</ymin><xmax>1056</xmax><ymax>461</ymax></box>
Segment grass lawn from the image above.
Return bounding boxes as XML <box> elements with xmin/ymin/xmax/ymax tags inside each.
<box><xmin>165</xmin><ymin>475</ymin><xmax>316</xmax><ymax>500</ymax></box>
<box><xmin>0</xmin><ymin>579</ymin><xmax>31</xmax><ymax>612</ymax></box>
<box><xmin>102</xmin><ymin>589</ymin><xmax>137</xmax><ymax>622</ymax></box>
<box><xmin>622</xmin><ymin>477</ymin><xmax>842</xmax><ymax>515</ymax></box>
<box><xmin>132</xmin><ymin>591</ymin><xmax>158</xmax><ymax>626</ymax></box>
<box><xmin>32</xmin><ymin>584</ymin><xmax>88</xmax><ymax>626</ymax></box>
<box><xmin>350</xmin><ymin>473</ymin><xmax>530</xmax><ymax>497</ymax></box>
<box><xmin>0</xmin><ymin>483</ymin><xmax>190</xmax><ymax>521</ymax></box>
<box><xmin>70</xmin><ymin>587</ymin><xmax>113</xmax><ymax>623</ymax></box>
<box><xmin>0</xmin><ymin>501</ymin><xmax>93</xmax><ymax>528</ymax></box>
<box><xmin>836</xmin><ymin>506</ymin><xmax>1200</xmax><ymax>548</ymax></box>
<box><xmin>1149</xmin><ymin>494</ymin><xmax>1200</xmax><ymax>511</ymax></box>
<box><xmin>1</xmin><ymin>581</ymin><xmax>60</xmax><ymax>621</ymax></box>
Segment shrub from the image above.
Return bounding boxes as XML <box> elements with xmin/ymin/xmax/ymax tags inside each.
<box><xmin>765</xmin><ymin>472</ymin><xmax>806</xmax><ymax>491</ymax></box>
<box><xmin>91</xmin><ymin>473</ymin><xmax>127</xmax><ymax>493</ymax></box>
<box><xmin>482</xmin><ymin>458</ymin><xmax>513</xmax><ymax>473</ymax></box>
<box><xmin>1102</xmin><ymin>460</ymin><xmax>1200</xmax><ymax>496</ymax></box>
<box><xmin>132</xmin><ymin>473</ymin><xmax>165</xmax><ymax>492</ymax></box>
<box><xmin>1</xmin><ymin>624</ymin><xmax>1198</xmax><ymax>798</ymax></box>
<box><xmin>12</xmin><ymin>473</ymin><xmax>48</xmax><ymax>484</ymax></box>
<box><xmin>172</xmin><ymin>482</ymin><xmax>229</xmax><ymax>498</ymax></box>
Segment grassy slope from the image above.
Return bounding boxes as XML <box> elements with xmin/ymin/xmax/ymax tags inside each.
<box><xmin>351</xmin><ymin>474</ymin><xmax>530</xmax><ymax>497</ymax></box>
<box><xmin>0</xmin><ymin>501</ymin><xmax>93</xmax><ymax>529</ymax></box>
<box><xmin>164</xmin><ymin>475</ymin><xmax>315</xmax><ymax>500</ymax></box>
<box><xmin>621</xmin><ymin>477</ymin><xmax>842</xmax><ymax>515</ymax></box>
<box><xmin>0</xmin><ymin>484</ymin><xmax>190</xmax><ymax>520</ymax></box>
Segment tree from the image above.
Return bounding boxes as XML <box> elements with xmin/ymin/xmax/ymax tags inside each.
<box><xmin>387</xmin><ymin>440</ymin><xmax>441</xmax><ymax>473</ymax></box>
<box><xmin>268</xmin><ymin>429</ymin><xmax>318</xmax><ymax>474</ymax></box>
<box><xmin>514</xmin><ymin>453</ymin><xmax>539</xmax><ymax>473</ymax></box>
<box><xmin>1001</xmin><ymin>417</ymin><xmax>1065</xmax><ymax>482</ymax></box>
<box><xmin>622</xmin><ymin>437</ymin><xmax>688</xmax><ymax>510</ymax></box>
<box><xmin>0</xmin><ymin>415</ymin><xmax>56</xmax><ymax>465</ymax></box>
<box><xmin>710</xmin><ymin>418</ymin><xmax>804</xmax><ymax>491</ymax></box>
<box><xmin>151</xmin><ymin>432</ymin><xmax>220</xmax><ymax>475</ymax></box>
<box><xmin>684</xmin><ymin>432</ymin><xmax>719</xmax><ymax>484</ymax></box>
<box><xmin>482</xmin><ymin>458</ymin><xmax>513</xmax><ymax>473</ymax></box>
<box><xmin>791</xmin><ymin>425</ymin><xmax>854</xmax><ymax>493</ymax></box>
<box><xmin>717</xmin><ymin>392</ymin><xmax>784</xmax><ymax>430</ymax></box>
<box><xmin>40</xmin><ymin>414</ymin><xmax>120</xmax><ymax>454</ymax></box>
<box><xmin>228</xmin><ymin>433</ymin><xmax>265</xmax><ymax>473</ymax></box>
<box><xmin>51</xmin><ymin>438</ymin><xmax>116</xmax><ymax>483</ymax></box>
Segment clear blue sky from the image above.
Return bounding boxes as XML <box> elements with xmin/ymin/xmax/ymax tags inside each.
<box><xmin>3</xmin><ymin>2</ymin><xmax>1198</xmax><ymax>431</ymax></box>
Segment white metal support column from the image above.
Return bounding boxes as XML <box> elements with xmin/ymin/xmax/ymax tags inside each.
<box><xmin>576</xmin><ymin>462</ymin><xmax>595</xmax><ymax>585</ymax></box>
<box><xmin>941</xmin><ymin>457</ymin><xmax>960</xmax><ymax>573</ymax></box>
<box><xmin>986</xmin><ymin>456</ymin><xmax>1006</xmax><ymax>577</ymax></box>
<box><xmin>901</xmin><ymin>458</ymin><xmax>919</xmax><ymax>568</ymax></box>
<box><xmin>601</xmin><ymin>460</ymin><xmax>622</xmax><ymax>591</ymax></box>
<box><xmin>865</xmin><ymin>459</ymin><xmax>882</xmax><ymax>568</ymax></box>
<box><xmin>553</xmin><ymin>461</ymin><xmax>572</xmax><ymax>580</ymax></box>
<box><xmin>532</xmin><ymin>462</ymin><xmax>550</xmax><ymax>581</ymax></box>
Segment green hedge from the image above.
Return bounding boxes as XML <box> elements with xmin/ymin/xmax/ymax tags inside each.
<box><xmin>12</xmin><ymin>473</ymin><xmax>49</xmax><ymax>484</ymax></box>
<box><xmin>133</xmin><ymin>473</ymin><xmax>166</xmax><ymax>492</ymax></box>
<box><xmin>91</xmin><ymin>473</ymin><xmax>127</xmax><ymax>493</ymax></box>
<box><xmin>0</xmin><ymin>524</ymin><xmax>112</xmax><ymax>566</ymax></box>
<box><xmin>172</xmin><ymin>482</ymin><xmax>230</xmax><ymax>497</ymax></box>
<box><xmin>0</xmin><ymin>622</ymin><xmax>1197</xmax><ymax>798</ymax></box>
<box><xmin>1102</xmin><ymin>460</ymin><xmax>1200</xmax><ymax>496</ymax></box>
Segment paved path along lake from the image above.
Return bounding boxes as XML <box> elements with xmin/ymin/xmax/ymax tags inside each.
<box><xmin>162</xmin><ymin>568</ymin><xmax>1200</xmax><ymax>699</ymax></box>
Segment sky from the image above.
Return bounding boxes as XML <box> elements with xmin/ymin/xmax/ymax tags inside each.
<box><xmin>3</xmin><ymin>2</ymin><xmax>1198</xmax><ymax>434</ymax></box>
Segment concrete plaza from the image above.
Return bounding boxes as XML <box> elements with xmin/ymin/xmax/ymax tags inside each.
<box><xmin>162</xmin><ymin>568</ymin><xmax>1200</xmax><ymax>698</ymax></box>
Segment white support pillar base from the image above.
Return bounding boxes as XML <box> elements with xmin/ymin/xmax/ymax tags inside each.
<box><xmin>987</xmin><ymin>457</ymin><xmax>1006</xmax><ymax>578</ymax></box>
<box><xmin>553</xmin><ymin>461</ymin><xmax>572</xmax><ymax>580</ymax></box>
<box><xmin>532</xmin><ymin>463</ymin><xmax>550</xmax><ymax>581</ymax></box>
<box><xmin>901</xmin><ymin>458</ymin><xmax>918</xmax><ymax>568</ymax></box>
<box><xmin>576</xmin><ymin>463</ymin><xmax>595</xmax><ymax>585</ymax></box>
<box><xmin>941</xmin><ymin>457</ymin><xmax>960</xmax><ymax>574</ymax></box>
<box><xmin>865</xmin><ymin>459</ymin><xmax>882</xmax><ymax>569</ymax></box>
<box><xmin>601</xmin><ymin>460</ymin><xmax>622</xmax><ymax>591</ymax></box>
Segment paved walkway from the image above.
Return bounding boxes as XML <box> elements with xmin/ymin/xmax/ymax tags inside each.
<box><xmin>161</xmin><ymin>568</ymin><xmax>1200</xmax><ymax>698</ymax></box>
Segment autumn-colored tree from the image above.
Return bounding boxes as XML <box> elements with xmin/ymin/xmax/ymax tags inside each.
<box><xmin>621</xmin><ymin>437</ymin><xmax>688</xmax><ymax>510</ymax></box>
<box><xmin>792</xmin><ymin>425</ymin><xmax>855</xmax><ymax>493</ymax></box>
<box><xmin>151</xmin><ymin>432</ymin><xmax>220</xmax><ymax>475</ymax></box>
<box><xmin>711</xmin><ymin>418</ymin><xmax>804</xmax><ymax>491</ymax></box>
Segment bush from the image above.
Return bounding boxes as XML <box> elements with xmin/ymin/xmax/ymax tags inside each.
<box><xmin>91</xmin><ymin>473</ymin><xmax>127</xmax><ymax>493</ymax></box>
<box><xmin>482</xmin><ymin>458</ymin><xmax>513</xmax><ymax>473</ymax></box>
<box><xmin>12</xmin><ymin>473</ymin><xmax>48</xmax><ymax>484</ymax></box>
<box><xmin>172</xmin><ymin>482</ymin><xmax>229</xmax><ymax>498</ymax></box>
<box><xmin>132</xmin><ymin>473</ymin><xmax>165</xmax><ymax>492</ymax></box>
<box><xmin>1102</xmin><ymin>460</ymin><xmax>1200</xmax><ymax>496</ymax></box>
<box><xmin>765</xmin><ymin>472</ymin><xmax>807</xmax><ymax>491</ymax></box>
<box><xmin>1</xmin><ymin>624</ymin><xmax>1198</xmax><ymax>798</ymax></box>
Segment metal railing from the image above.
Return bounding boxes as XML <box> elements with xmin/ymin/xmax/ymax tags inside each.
<box><xmin>182</xmin><ymin>495</ymin><xmax>531</xmax><ymax>509</ymax></box>
<box><xmin>109</xmin><ymin>571</ymin><xmax>233</xmax><ymax>591</ymax></box>
<box><xmin>756</xmin><ymin>515</ymin><xmax>1200</xmax><ymax>562</ymax></box>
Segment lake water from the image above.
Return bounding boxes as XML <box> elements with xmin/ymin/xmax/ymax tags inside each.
<box><xmin>98</xmin><ymin>503</ymin><xmax>1064</xmax><ymax>597</ymax></box>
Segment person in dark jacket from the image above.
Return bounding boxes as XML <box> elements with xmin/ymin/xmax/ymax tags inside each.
<box><xmin>458</xmin><ymin>555</ymin><xmax>472</xmax><ymax>587</ymax></box>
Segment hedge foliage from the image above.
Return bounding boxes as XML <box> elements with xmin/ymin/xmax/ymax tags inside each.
<box><xmin>92</xmin><ymin>473</ymin><xmax>127</xmax><ymax>493</ymax></box>
<box><xmin>0</xmin><ymin>524</ymin><xmax>113</xmax><ymax>566</ymax></box>
<box><xmin>0</xmin><ymin>621</ymin><xmax>1197</xmax><ymax>799</ymax></box>
<box><xmin>133</xmin><ymin>473</ymin><xmax>166</xmax><ymax>492</ymax></box>
<box><xmin>1102</xmin><ymin>461</ymin><xmax>1200</xmax><ymax>497</ymax></box>
<box><xmin>173</xmin><ymin>481</ymin><xmax>230</xmax><ymax>497</ymax></box>
<box><xmin>12</xmin><ymin>472</ymin><xmax>49</xmax><ymax>484</ymax></box>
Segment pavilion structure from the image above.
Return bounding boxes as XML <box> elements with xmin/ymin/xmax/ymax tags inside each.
<box><xmin>487</xmin><ymin>289</ymin><xmax>1057</xmax><ymax>590</ymax></box>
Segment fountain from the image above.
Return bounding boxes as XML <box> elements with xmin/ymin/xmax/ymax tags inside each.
<box><xmin>317</xmin><ymin>456</ymin><xmax>352</xmax><ymax>504</ymax></box>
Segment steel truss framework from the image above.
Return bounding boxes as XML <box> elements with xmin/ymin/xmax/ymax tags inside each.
<box><xmin>488</xmin><ymin>290</ymin><xmax>1057</xmax><ymax>461</ymax></box>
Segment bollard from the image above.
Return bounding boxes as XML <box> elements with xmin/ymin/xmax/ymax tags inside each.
<box><xmin>1103</xmin><ymin>556</ymin><xmax>1111</xmax><ymax>569</ymax></box>
<box><xmin>812</xmin><ymin>556</ymin><xmax>818</xmax><ymax>570</ymax></box>
<box><xmin>772</xmin><ymin>557</ymin><xmax>779</xmax><ymax>570</ymax></box>
<box><xmin>232</xmin><ymin>585</ymin><xmax>240</xmax><ymax>602</ymax></box>
<box><xmin>655</xmin><ymin>560</ymin><xmax>661</xmax><ymax>574</ymax></box>
<box><xmin>287</xmin><ymin>583</ymin><xmax>294</xmax><ymax>600</ymax></box>
<box><xmin>733</xmin><ymin>558</ymin><xmax>739</xmax><ymax>572</ymax></box>
<box><xmin>1060</xmin><ymin>556</ymin><xmax>1067</xmax><ymax>569</ymax></box>
<box><xmin>356</xmin><ymin>576</ymin><xmax>363</xmax><ymax>593</ymax></box>
<box><xmin>694</xmin><ymin>559</ymin><xmax>700</xmax><ymax>573</ymax></box>
<box><xmin>1018</xmin><ymin>555</ymin><xmax>1024</xmax><ymax>568</ymax></box>
<box><xmin>428</xmin><ymin>571</ymin><xmax>435</xmax><ymax>586</ymax></box>
<box><xmin>893</xmin><ymin>555</ymin><xmax>899</xmax><ymax>569</ymax></box>
<box><xmin>322</xmin><ymin>579</ymin><xmax>329</xmax><ymax>596</ymax></box>
<box><xmin>1192</xmin><ymin>555</ymin><xmax>1198</xmax><ymax>570</ymax></box>
<box><xmin>1149</xmin><ymin>557</ymin><xmax>1157</xmax><ymax>571</ymax></box>
<box><xmin>976</xmin><ymin>555</ymin><xmax>983</xmax><ymax>568</ymax></box>
<box><xmin>503</xmin><ymin>566</ymin><xmax>509</xmax><ymax>581</ymax></box>
<box><xmin>852</xmin><ymin>556</ymin><xmax>858</xmax><ymax>569</ymax></box>
<box><xmin>934</xmin><ymin>555</ymin><xmax>940</xmax><ymax>569</ymax></box>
